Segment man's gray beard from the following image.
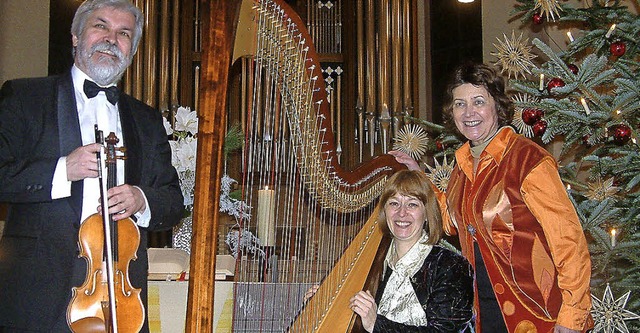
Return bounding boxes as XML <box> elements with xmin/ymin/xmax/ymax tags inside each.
<box><xmin>77</xmin><ymin>41</ymin><xmax>132</xmax><ymax>86</ymax></box>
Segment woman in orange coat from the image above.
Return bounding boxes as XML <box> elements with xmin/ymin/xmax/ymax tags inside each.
<box><xmin>391</xmin><ymin>62</ymin><xmax>593</xmax><ymax>333</ymax></box>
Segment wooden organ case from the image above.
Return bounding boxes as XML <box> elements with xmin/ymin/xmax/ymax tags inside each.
<box><xmin>187</xmin><ymin>0</ymin><xmax>419</xmax><ymax>332</ymax></box>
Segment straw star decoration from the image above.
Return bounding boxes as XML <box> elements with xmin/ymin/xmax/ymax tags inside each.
<box><xmin>585</xmin><ymin>177</ymin><xmax>619</xmax><ymax>201</ymax></box>
<box><xmin>591</xmin><ymin>284</ymin><xmax>640</xmax><ymax>333</ymax></box>
<box><xmin>491</xmin><ymin>31</ymin><xmax>537</xmax><ymax>80</ymax></box>
<box><xmin>393</xmin><ymin>124</ymin><xmax>430</xmax><ymax>161</ymax></box>
<box><xmin>425</xmin><ymin>156</ymin><xmax>455</xmax><ymax>193</ymax></box>
<box><xmin>534</xmin><ymin>0</ymin><xmax>564</xmax><ymax>21</ymax></box>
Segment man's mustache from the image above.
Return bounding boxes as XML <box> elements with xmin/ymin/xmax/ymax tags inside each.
<box><xmin>90</xmin><ymin>42</ymin><xmax>125</xmax><ymax>62</ymax></box>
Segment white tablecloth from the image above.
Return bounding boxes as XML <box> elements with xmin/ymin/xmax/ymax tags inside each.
<box><xmin>147</xmin><ymin>280</ymin><xmax>234</xmax><ymax>333</ymax></box>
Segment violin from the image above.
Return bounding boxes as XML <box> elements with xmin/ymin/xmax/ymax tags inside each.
<box><xmin>67</xmin><ymin>127</ymin><xmax>145</xmax><ymax>332</ymax></box>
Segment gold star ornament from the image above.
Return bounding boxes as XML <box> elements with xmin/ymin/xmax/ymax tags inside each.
<box><xmin>393</xmin><ymin>125</ymin><xmax>430</xmax><ymax>161</ymax></box>
<box><xmin>491</xmin><ymin>31</ymin><xmax>537</xmax><ymax>80</ymax></box>
<box><xmin>425</xmin><ymin>156</ymin><xmax>455</xmax><ymax>193</ymax></box>
<box><xmin>534</xmin><ymin>0</ymin><xmax>564</xmax><ymax>21</ymax></box>
<box><xmin>585</xmin><ymin>177</ymin><xmax>619</xmax><ymax>201</ymax></box>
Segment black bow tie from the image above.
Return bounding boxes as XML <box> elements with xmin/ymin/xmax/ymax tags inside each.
<box><xmin>83</xmin><ymin>80</ymin><xmax>120</xmax><ymax>105</ymax></box>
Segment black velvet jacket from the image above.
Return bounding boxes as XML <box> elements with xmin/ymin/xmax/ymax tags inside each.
<box><xmin>373</xmin><ymin>246</ymin><xmax>474</xmax><ymax>332</ymax></box>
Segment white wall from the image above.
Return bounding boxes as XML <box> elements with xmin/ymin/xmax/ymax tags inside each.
<box><xmin>0</xmin><ymin>0</ymin><xmax>50</xmax><ymax>84</ymax></box>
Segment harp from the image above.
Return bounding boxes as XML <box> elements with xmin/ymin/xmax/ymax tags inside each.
<box><xmin>186</xmin><ymin>1</ymin><xmax>403</xmax><ymax>332</ymax></box>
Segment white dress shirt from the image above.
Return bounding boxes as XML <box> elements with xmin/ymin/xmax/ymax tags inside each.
<box><xmin>51</xmin><ymin>65</ymin><xmax>150</xmax><ymax>226</ymax></box>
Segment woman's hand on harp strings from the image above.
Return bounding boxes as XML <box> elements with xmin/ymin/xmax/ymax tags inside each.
<box><xmin>97</xmin><ymin>184</ymin><xmax>146</xmax><ymax>220</ymax></box>
<box><xmin>65</xmin><ymin>143</ymin><xmax>104</xmax><ymax>181</ymax></box>
<box><xmin>303</xmin><ymin>284</ymin><xmax>319</xmax><ymax>303</ymax></box>
<box><xmin>350</xmin><ymin>290</ymin><xmax>377</xmax><ymax>332</ymax></box>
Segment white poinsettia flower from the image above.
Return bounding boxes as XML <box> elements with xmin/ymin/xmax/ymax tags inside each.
<box><xmin>174</xmin><ymin>137</ymin><xmax>197</xmax><ymax>172</ymax></box>
<box><xmin>169</xmin><ymin>140</ymin><xmax>180</xmax><ymax>167</ymax></box>
<box><xmin>162</xmin><ymin>116</ymin><xmax>174</xmax><ymax>135</ymax></box>
<box><xmin>174</xmin><ymin>106</ymin><xmax>198</xmax><ymax>135</ymax></box>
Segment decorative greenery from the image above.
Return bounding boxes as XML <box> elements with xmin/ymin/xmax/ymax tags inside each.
<box><xmin>165</xmin><ymin>106</ymin><xmax>248</xmax><ymax>253</ymax></box>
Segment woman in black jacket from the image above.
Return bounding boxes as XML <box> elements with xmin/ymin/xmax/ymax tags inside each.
<box><xmin>349</xmin><ymin>170</ymin><xmax>474</xmax><ymax>332</ymax></box>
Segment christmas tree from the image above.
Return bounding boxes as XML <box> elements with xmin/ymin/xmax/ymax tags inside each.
<box><xmin>506</xmin><ymin>1</ymin><xmax>640</xmax><ymax>331</ymax></box>
<box><xmin>395</xmin><ymin>0</ymin><xmax>640</xmax><ymax>331</ymax></box>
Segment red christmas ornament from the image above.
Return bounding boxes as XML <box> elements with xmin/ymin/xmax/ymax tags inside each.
<box><xmin>547</xmin><ymin>78</ymin><xmax>565</xmax><ymax>92</ymax></box>
<box><xmin>436</xmin><ymin>140</ymin><xmax>444</xmax><ymax>151</ymax></box>
<box><xmin>532</xmin><ymin>120</ymin><xmax>548</xmax><ymax>137</ymax></box>
<box><xmin>610</xmin><ymin>124</ymin><xmax>632</xmax><ymax>145</ymax></box>
<box><xmin>522</xmin><ymin>108</ymin><xmax>544</xmax><ymax>126</ymax></box>
<box><xmin>532</xmin><ymin>13</ymin><xmax>544</xmax><ymax>25</ymax></box>
<box><xmin>610</xmin><ymin>41</ymin><xmax>626</xmax><ymax>56</ymax></box>
<box><xmin>568</xmin><ymin>64</ymin><xmax>579</xmax><ymax>75</ymax></box>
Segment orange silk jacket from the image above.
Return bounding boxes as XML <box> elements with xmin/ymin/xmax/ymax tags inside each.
<box><xmin>438</xmin><ymin>127</ymin><xmax>593</xmax><ymax>333</ymax></box>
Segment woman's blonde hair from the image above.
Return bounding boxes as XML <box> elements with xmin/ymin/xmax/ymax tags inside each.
<box><xmin>376</xmin><ymin>170</ymin><xmax>442</xmax><ymax>245</ymax></box>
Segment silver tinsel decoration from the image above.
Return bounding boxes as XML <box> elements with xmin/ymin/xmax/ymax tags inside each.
<box><xmin>225</xmin><ymin>229</ymin><xmax>265</xmax><ymax>259</ymax></box>
<box><xmin>172</xmin><ymin>174</ymin><xmax>252</xmax><ymax>254</ymax></box>
<box><xmin>172</xmin><ymin>215</ymin><xmax>193</xmax><ymax>254</ymax></box>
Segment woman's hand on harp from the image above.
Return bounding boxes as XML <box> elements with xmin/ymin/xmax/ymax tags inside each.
<box><xmin>303</xmin><ymin>284</ymin><xmax>319</xmax><ymax>303</ymax></box>
<box><xmin>350</xmin><ymin>290</ymin><xmax>377</xmax><ymax>332</ymax></box>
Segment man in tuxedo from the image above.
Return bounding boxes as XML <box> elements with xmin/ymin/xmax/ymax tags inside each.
<box><xmin>0</xmin><ymin>0</ymin><xmax>183</xmax><ymax>331</ymax></box>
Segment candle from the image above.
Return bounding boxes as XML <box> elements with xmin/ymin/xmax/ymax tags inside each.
<box><xmin>605</xmin><ymin>24</ymin><xmax>616</xmax><ymax>38</ymax></box>
<box><xmin>566</xmin><ymin>31</ymin><xmax>574</xmax><ymax>42</ymax></box>
<box><xmin>257</xmin><ymin>186</ymin><xmax>276</xmax><ymax>246</ymax></box>
<box><xmin>539</xmin><ymin>73</ymin><xmax>545</xmax><ymax>91</ymax></box>
<box><xmin>611</xmin><ymin>228</ymin><xmax>617</xmax><ymax>247</ymax></box>
<box><xmin>580</xmin><ymin>97</ymin><xmax>591</xmax><ymax>115</ymax></box>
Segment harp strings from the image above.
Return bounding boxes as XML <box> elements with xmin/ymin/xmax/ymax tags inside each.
<box><xmin>231</xmin><ymin>1</ymin><xmax>389</xmax><ymax>331</ymax></box>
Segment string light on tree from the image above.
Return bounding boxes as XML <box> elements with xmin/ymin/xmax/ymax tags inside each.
<box><xmin>580</xmin><ymin>97</ymin><xmax>591</xmax><ymax>115</ymax></box>
<box><xmin>611</xmin><ymin>228</ymin><xmax>617</xmax><ymax>247</ymax></box>
<box><xmin>566</xmin><ymin>31</ymin><xmax>574</xmax><ymax>42</ymax></box>
<box><xmin>605</xmin><ymin>24</ymin><xmax>616</xmax><ymax>39</ymax></box>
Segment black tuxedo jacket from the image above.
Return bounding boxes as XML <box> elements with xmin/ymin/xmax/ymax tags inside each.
<box><xmin>0</xmin><ymin>72</ymin><xmax>183</xmax><ymax>331</ymax></box>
